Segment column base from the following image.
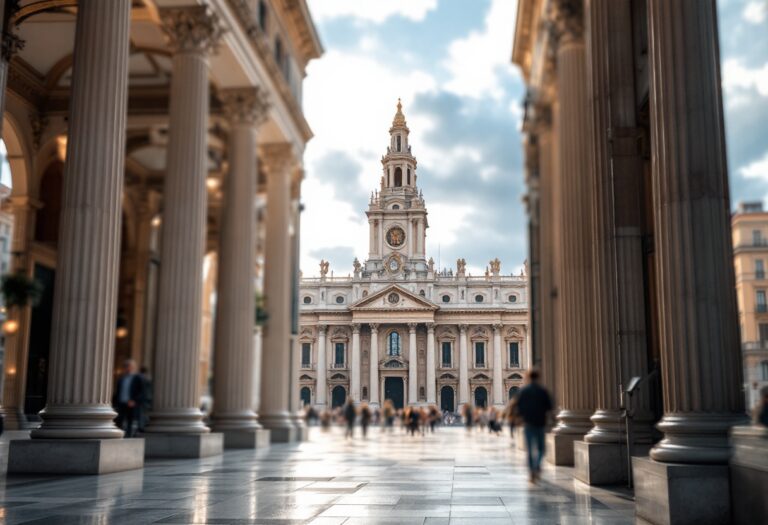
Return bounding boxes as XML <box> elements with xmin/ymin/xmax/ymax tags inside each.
<box><xmin>260</xmin><ymin>413</ymin><xmax>298</xmax><ymax>443</ymax></box>
<box><xmin>545</xmin><ymin>432</ymin><xmax>583</xmax><ymax>466</ymax></box>
<box><xmin>143</xmin><ymin>433</ymin><xmax>223</xmax><ymax>458</ymax></box>
<box><xmin>8</xmin><ymin>438</ymin><xmax>144</xmax><ymax>475</ymax></box>
<box><xmin>574</xmin><ymin>441</ymin><xmax>651</xmax><ymax>485</ymax></box>
<box><xmin>730</xmin><ymin>425</ymin><xmax>768</xmax><ymax>525</ymax></box>
<box><xmin>633</xmin><ymin>456</ymin><xmax>730</xmax><ymax>525</ymax></box>
<box><xmin>222</xmin><ymin>429</ymin><xmax>271</xmax><ymax>449</ymax></box>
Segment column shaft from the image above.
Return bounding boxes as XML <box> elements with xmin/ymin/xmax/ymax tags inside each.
<box><xmin>147</xmin><ymin>8</ymin><xmax>220</xmax><ymax>434</ymax></box>
<box><xmin>32</xmin><ymin>0</ymin><xmax>130</xmax><ymax>439</ymax></box>
<box><xmin>351</xmin><ymin>325</ymin><xmax>361</xmax><ymax>402</ymax></box>
<box><xmin>315</xmin><ymin>326</ymin><xmax>327</xmax><ymax>406</ymax></box>
<box><xmin>369</xmin><ymin>325</ymin><xmax>379</xmax><ymax>405</ymax></box>
<box><xmin>408</xmin><ymin>323</ymin><xmax>418</xmax><ymax>404</ymax></box>
<box><xmin>459</xmin><ymin>325</ymin><xmax>469</xmax><ymax>404</ymax></box>
<box><xmin>647</xmin><ymin>0</ymin><xmax>746</xmax><ymax>463</ymax></box>
<box><xmin>426</xmin><ymin>324</ymin><xmax>436</xmax><ymax>404</ymax></box>
<box><xmin>492</xmin><ymin>325</ymin><xmax>503</xmax><ymax>406</ymax></box>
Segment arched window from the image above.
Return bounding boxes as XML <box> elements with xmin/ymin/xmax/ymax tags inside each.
<box><xmin>442</xmin><ymin>294</ymin><xmax>450</xmax><ymax>303</ymax></box>
<box><xmin>475</xmin><ymin>294</ymin><xmax>484</xmax><ymax>303</ymax></box>
<box><xmin>407</xmin><ymin>167</ymin><xmax>411</xmax><ymax>185</ymax></box>
<box><xmin>508</xmin><ymin>386</ymin><xmax>520</xmax><ymax>400</ymax></box>
<box><xmin>388</xmin><ymin>331</ymin><xmax>401</xmax><ymax>356</ymax></box>
<box><xmin>396</xmin><ymin>135</ymin><xmax>402</xmax><ymax>152</ymax></box>
<box><xmin>303</xmin><ymin>296</ymin><xmax>312</xmax><ymax>304</ymax></box>
<box><xmin>300</xmin><ymin>387</ymin><xmax>311</xmax><ymax>407</ymax></box>
<box><xmin>419</xmin><ymin>289</ymin><xmax>426</xmax><ymax>296</ymax></box>
<box><xmin>394</xmin><ymin>167</ymin><xmax>403</xmax><ymax>187</ymax></box>
<box><xmin>392</xmin><ymin>204</ymin><xmax>400</xmax><ymax>210</ymax></box>
<box><xmin>259</xmin><ymin>0</ymin><xmax>268</xmax><ymax>31</ymax></box>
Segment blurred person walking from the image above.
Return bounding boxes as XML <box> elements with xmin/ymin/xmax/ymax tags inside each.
<box><xmin>515</xmin><ymin>368</ymin><xmax>553</xmax><ymax>483</ymax></box>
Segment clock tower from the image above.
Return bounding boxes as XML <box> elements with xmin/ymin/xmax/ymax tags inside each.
<box><xmin>364</xmin><ymin>100</ymin><xmax>429</xmax><ymax>279</ymax></box>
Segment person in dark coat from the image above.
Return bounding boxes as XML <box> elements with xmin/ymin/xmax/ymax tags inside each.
<box><xmin>343</xmin><ymin>399</ymin><xmax>356</xmax><ymax>439</ymax></box>
<box><xmin>113</xmin><ymin>359</ymin><xmax>145</xmax><ymax>437</ymax></box>
<box><xmin>359</xmin><ymin>403</ymin><xmax>372</xmax><ymax>438</ymax></box>
<box><xmin>515</xmin><ymin>368</ymin><xmax>553</xmax><ymax>483</ymax></box>
<box><xmin>756</xmin><ymin>385</ymin><xmax>768</xmax><ymax>427</ymax></box>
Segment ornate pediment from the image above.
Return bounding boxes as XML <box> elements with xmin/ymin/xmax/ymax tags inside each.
<box><xmin>471</xmin><ymin>327</ymin><xmax>489</xmax><ymax>339</ymax></box>
<box><xmin>506</xmin><ymin>327</ymin><xmax>522</xmax><ymax>339</ymax></box>
<box><xmin>330</xmin><ymin>327</ymin><xmax>349</xmax><ymax>341</ymax></box>
<box><xmin>330</xmin><ymin>373</ymin><xmax>347</xmax><ymax>381</ymax></box>
<box><xmin>380</xmin><ymin>355</ymin><xmax>407</xmax><ymax>369</ymax></box>
<box><xmin>436</xmin><ymin>326</ymin><xmax>456</xmax><ymax>340</ymax></box>
<box><xmin>350</xmin><ymin>284</ymin><xmax>438</xmax><ymax>311</ymax></box>
<box><xmin>472</xmin><ymin>373</ymin><xmax>491</xmax><ymax>381</ymax></box>
<box><xmin>299</xmin><ymin>374</ymin><xmax>313</xmax><ymax>381</ymax></box>
<box><xmin>508</xmin><ymin>373</ymin><xmax>523</xmax><ymax>380</ymax></box>
<box><xmin>439</xmin><ymin>372</ymin><xmax>457</xmax><ymax>380</ymax></box>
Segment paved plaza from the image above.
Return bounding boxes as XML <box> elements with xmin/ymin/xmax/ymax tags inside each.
<box><xmin>0</xmin><ymin>427</ymin><xmax>635</xmax><ymax>524</ymax></box>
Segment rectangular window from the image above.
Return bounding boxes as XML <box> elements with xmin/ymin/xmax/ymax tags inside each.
<box><xmin>760</xmin><ymin>323</ymin><xmax>768</xmax><ymax>343</ymax></box>
<box><xmin>757</xmin><ymin>259</ymin><xmax>765</xmax><ymax>280</ymax></box>
<box><xmin>441</xmin><ymin>341</ymin><xmax>452</xmax><ymax>367</ymax></box>
<box><xmin>757</xmin><ymin>290</ymin><xmax>767</xmax><ymax>313</ymax></box>
<box><xmin>301</xmin><ymin>342</ymin><xmax>311</xmax><ymax>367</ymax></box>
<box><xmin>508</xmin><ymin>342</ymin><xmax>520</xmax><ymax>368</ymax></box>
<box><xmin>754</xmin><ymin>230</ymin><xmax>763</xmax><ymax>245</ymax></box>
<box><xmin>334</xmin><ymin>342</ymin><xmax>345</xmax><ymax>366</ymax></box>
<box><xmin>474</xmin><ymin>341</ymin><xmax>485</xmax><ymax>367</ymax></box>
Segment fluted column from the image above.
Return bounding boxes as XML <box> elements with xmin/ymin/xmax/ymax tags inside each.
<box><xmin>369</xmin><ymin>323</ymin><xmax>379</xmax><ymax>406</ymax></box>
<box><xmin>426</xmin><ymin>323</ymin><xmax>436</xmax><ymax>404</ymax></box>
<box><xmin>647</xmin><ymin>0</ymin><xmax>746</xmax><ymax>464</ymax></box>
<box><xmin>408</xmin><ymin>323</ymin><xmax>418</xmax><ymax>404</ymax></box>
<box><xmin>315</xmin><ymin>325</ymin><xmax>327</xmax><ymax>407</ymax></box>
<box><xmin>458</xmin><ymin>325</ymin><xmax>469</xmax><ymax>404</ymax></box>
<box><xmin>549</xmin><ymin>0</ymin><xmax>596</xmax><ymax>438</ymax></box>
<box><xmin>31</xmin><ymin>0</ymin><xmax>131</xmax><ymax>439</ymax></box>
<box><xmin>211</xmin><ymin>88</ymin><xmax>269</xmax><ymax>432</ymax></box>
<box><xmin>145</xmin><ymin>7</ymin><xmax>222</xmax><ymax>434</ymax></box>
<box><xmin>350</xmin><ymin>324</ymin><xmax>361</xmax><ymax>402</ymax></box>
<box><xmin>583</xmin><ymin>0</ymin><xmax>653</xmax><ymax>445</ymax></box>
<box><xmin>492</xmin><ymin>325</ymin><xmax>503</xmax><ymax>406</ymax></box>
<box><xmin>253</xmin><ymin>325</ymin><xmax>263</xmax><ymax>412</ymax></box>
<box><xmin>258</xmin><ymin>143</ymin><xmax>297</xmax><ymax>438</ymax></box>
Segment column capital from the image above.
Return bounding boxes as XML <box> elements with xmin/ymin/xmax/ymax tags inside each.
<box><xmin>493</xmin><ymin>323</ymin><xmax>504</xmax><ymax>333</ymax></box>
<box><xmin>408</xmin><ymin>322</ymin><xmax>418</xmax><ymax>332</ymax></box>
<box><xmin>352</xmin><ymin>323</ymin><xmax>361</xmax><ymax>334</ymax></box>
<box><xmin>458</xmin><ymin>324</ymin><xmax>468</xmax><ymax>333</ymax></box>
<box><xmin>1</xmin><ymin>31</ymin><xmax>24</xmax><ymax>62</ymax></box>
<box><xmin>259</xmin><ymin>143</ymin><xmax>298</xmax><ymax>177</ymax></box>
<box><xmin>219</xmin><ymin>87</ymin><xmax>270</xmax><ymax>126</ymax></box>
<box><xmin>426</xmin><ymin>322</ymin><xmax>435</xmax><ymax>332</ymax></box>
<box><xmin>369</xmin><ymin>323</ymin><xmax>379</xmax><ymax>333</ymax></box>
<box><xmin>317</xmin><ymin>324</ymin><xmax>327</xmax><ymax>334</ymax></box>
<box><xmin>547</xmin><ymin>0</ymin><xmax>584</xmax><ymax>46</ymax></box>
<box><xmin>160</xmin><ymin>6</ymin><xmax>224</xmax><ymax>54</ymax></box>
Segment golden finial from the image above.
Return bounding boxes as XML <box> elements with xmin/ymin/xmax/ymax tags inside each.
<box><xmin>393</xmin><ymin>97</ymin><xmax>406</xmax><ymax>127</ymax></box>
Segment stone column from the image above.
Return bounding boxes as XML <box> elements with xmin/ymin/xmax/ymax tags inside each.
<box><xmin>315</xmin><ymin>325</ymin><xmax>327</xmax><ymax>407</ymax></box>
<box><xmin>253</xmin><ymin>325</ymin><xmax>263</xmax><ymax>412</ymax></box>
<box><xmin>258</xmin><ymin>143</ymin><xmax>297</xmax><ymax>442</ymax></box>
<box><xmin>426</xmin><ymin>323</ymin><xmax>436</xmax><ymax>404</ymax></box>
<box><xmin>369</xmin><ymin>323</ymin><xmax>379</xmax><ymax>407</ymax></box>
<box><xmin>0</xmin><ymin>7</ymin><xmax>23</xmax><ymax>134</ymax></box>
<box><xmin>575</xmin><ymin>0</ymin><xmax>654</xmax><ymax>486</ymax></box>
<box><xmin>492</xmin><ymin>325</ymin><xmax>503</xmax><ymax>407</ymax></box>
<box><xmin>351</xmin><ymin>324</ymin><xmax>361</xmax><ymax>402</ymax></box>
<box><xmin>633</xmin><ymin>3</ymin><xmax>748</xmax><ymax>522</ymax></box>
<box><xmin>408</xmin><ymin>323</ymin><xmax>418</xmax><ymax>404</ymax></box>
<box><xmin>211</xmin><ymin>88</ymin><xmax>270</xmax><ymax>449</ymax></box>
<box><xmin>458</xmin><ymin>325</ymin><xmax>469</xmax><ymax>405</ymax></box>
<box><xmin>546</xmin><ymin>0</ymin><xmax>596</xmax><ymax>467</ymax></box>
<box><xmin>144</xmin><ymin>7</ymin><xmax>223</xmax><ymax>458</ymax></box>
<box><xmin>8</xmin><ymin>0</ymin><xmax>144</xmax><ymax>474</ymax></box>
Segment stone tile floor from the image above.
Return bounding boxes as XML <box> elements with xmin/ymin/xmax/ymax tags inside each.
<box><xmin>0</xmin><ymin>427</ymin><xmax>636</xmax><ymax>524</ymax></box>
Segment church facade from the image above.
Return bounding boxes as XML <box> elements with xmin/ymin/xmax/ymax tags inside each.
<box><xmin>298</xmin><ymin>102</ymin><xmax>529</xmax><ymax>412</ymax></box>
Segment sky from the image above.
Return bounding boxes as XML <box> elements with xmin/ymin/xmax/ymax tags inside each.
<box><xmin>299</xmin><ymin>0</ymin><xmax>768</xmax><ymax>279</ymax></box>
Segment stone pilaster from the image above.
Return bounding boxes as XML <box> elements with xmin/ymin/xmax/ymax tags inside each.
<box><xmin>315</xmin><ymin>325</ymin><xmax>327</xmax><ymax>407</ymax></box>
<box><xmin>145</xmin><ymin>5</ymin><xmax>222</xmax><ymax>438</ymax></box>
<box><xmin>211</xmin><ymin>87</ymin><xmax>270</xmax><ymax>447</ymax></box>
<box><xmin>458</xmin><ymin>324</ymin><xmax>469</xmax><ymax>405</ymax></box>
<box><xmin>492</xmin><ymin>324</ymin><xmax>503</xmax><ymax>407</ymax></box>
<box><xmin>426</xmin><ymin>323</ymin><xmax>436</xmax><ymax>404</ymax></box>
<box><xmin>258</xmin><ymin>143</ymin><xmax>297</xmax><ymax>442</ymax></box>
<box><xmin>369</xmin><ymin>323</ymin><xmax>380</xmax><ymax>406</ymax></box>
<box><xmin>0</xmin><ymin>15</ymin><xmax>22</xmax><ymax>134</ymax></box>
<box><xmin>351</xmin><ymin>324</ymin><xmax>361</xmax><ymax>402</ymax></box>
<box><xmin>408</xmin><ymin>323</ymin><xmax>418</xmax><ymax>404</ymax></box>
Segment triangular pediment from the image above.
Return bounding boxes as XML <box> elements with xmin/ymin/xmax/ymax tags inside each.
<box><xmin>350</xmin><ymin>284</ymin><xmax>438</xmax><ymax>311</ymax></box>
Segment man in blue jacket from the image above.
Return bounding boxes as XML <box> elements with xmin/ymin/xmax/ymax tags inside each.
<box><xmin>515</xmin><ymin>368</ymin><xmax>553</xmax><ymax>483</ymax></box>
<box><xmin>113</xmin><ymin>359</ymin><xmax>145</xmax><ymax>437</ymax></box>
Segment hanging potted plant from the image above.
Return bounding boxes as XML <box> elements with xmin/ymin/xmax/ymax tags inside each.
<box><xmin>1</xmin><ymin>271</ymin><xmax>43</xmax><ymax>334</ymax></box>
<box><xmin>254</xmin><ymin>291</ymin><xmax>268</xmax><ymax>326</ymax></box>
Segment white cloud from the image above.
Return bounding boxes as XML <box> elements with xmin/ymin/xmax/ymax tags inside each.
<box><xmin>722</xmin><ymin>58</ymin><xmax>768</xmax><ymax>97</ymax></box>
<box><xmin>443</xmin><ymin>0</ymin><xmax>518</xmax><ymax>99</ymax></box>
<box><xmin>307</xmin><ymin>0</ymin><xmax>438</xmax><ymax>23</ymax></box>
<box><xmin>743</xmin><ymin>1</ymin><xmax>768</xmax><ymax>24</ymax></box>
<box><xmin>740</xmin><ymin>151</ymin><xmax>768</xmax><ymax>180</ymax></box>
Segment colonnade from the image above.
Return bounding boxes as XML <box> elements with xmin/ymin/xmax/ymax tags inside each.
<box><xmin>1</xmin><ymin>1</ymin><xmax>302</xmax><ymax>473</ymax></box>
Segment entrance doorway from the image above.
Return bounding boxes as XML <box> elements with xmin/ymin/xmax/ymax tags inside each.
<box><xmin>300</xmin><ymin>387</ymin><xmax>311</xmax><ymax>407</ymax></box>
<box><xmin>440</xmin><ymin>385</ymin><xmax>455</xmax><ymax>413</ymax></box>
<box><xmin>384</xmin><ymin>376</ymin><xmax>404</xmax><ymax>409</ymax></box>
<box><xmin>508</xmin><ymin>386</ymin><xmax>519</xmax><ymax>400</ymax></box>
<box><xmin>474</xmin><ymin>386</ymin><xmax>488</xmax><ymax>408</ymax></box>
<box><xmin>331</xmin><ymin>385</ymin><xmax>346</xmax><ymax>408</ymax></box>
<box><xmin>24</xmin><ymin>264</ymin><xmax>56</xmax><ymax>419</ymax></box>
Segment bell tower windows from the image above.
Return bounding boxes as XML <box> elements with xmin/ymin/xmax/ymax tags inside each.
<box><xmin>394</xmin><ymin>167</ymin><xmax>403</xmax><ymax>187</ymax></box>
<box><xmin>396</xmin><ymin>135</ymin><xmax>402</xmax><ymax>152</ymax></box>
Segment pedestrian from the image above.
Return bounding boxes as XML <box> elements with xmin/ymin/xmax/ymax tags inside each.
<box><xmin>383</xmin><ymin>400</ymin><xmax>395</xmax><ymax>432</ymax></box>
<box><xmin>344</xmin><ymin>399</ymin><xmax>356</xmax><ymax>439</ymax></box>
<box><xmin>360</xmin><ymin>403</ymin><xmax>371</xmax><ymax>437</ymax></box>
<box><xmin>505</xmin><ymin>396</ymin><xmax>519</xmax><ymax>445</ymax></box>
<box><xmin>428</xmin><ymin>405</ymin><xmax>439</xmax><ymax>432</ymax></box>
<box><xmin>756</xmin><ymin>385</ymin><xmax>768</xmax><ymax>426</ymax></box>
<box><xmin>137</xmin><ymin>366</ymin><xmax>152</xmax><ymax>433</ymax></box>
<box><xmin>113</xmin><ymin>359</ymin><xmax>145</xmax><ymax>437</ymax></box>
<box><xmin>515</xmin><ymin>368</ymin><xmax>553</xmax><ymax>483</ymax></box>
<box><xmin>462</xmin><ymin>403</ymin><xmax>473</xmax><ymax>431</ymax></box>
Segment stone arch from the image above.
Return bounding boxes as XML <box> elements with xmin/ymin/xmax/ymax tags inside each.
<box><xmin>1</xmin><ymin>112</ymin><xmax>32</xmax><ymax>196</ymax></box>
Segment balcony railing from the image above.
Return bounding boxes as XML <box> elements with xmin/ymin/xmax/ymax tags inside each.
<box><xmin>331</xmin><ymin>363</ymin><xmax>347</xmax><ymax>369</ymax></box>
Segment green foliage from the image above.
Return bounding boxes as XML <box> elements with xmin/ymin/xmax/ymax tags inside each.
<box><xmin>1</xmin><ymin>272</ymin><xmax>43</xmax><ymax>309</ymax></box>
<box><xmin>255</xmin><ymin>291</ymin><xmax>268</xmax><ymax>326</ymax></box>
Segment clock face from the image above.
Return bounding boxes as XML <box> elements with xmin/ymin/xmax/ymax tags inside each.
<box><xmin>386</xmin><ymin>226</ymin><xmax>406</xmax><ymax>247</ymax></box>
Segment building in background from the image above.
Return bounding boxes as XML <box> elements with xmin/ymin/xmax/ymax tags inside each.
<box><xmin>299</xmin><ymin>102</ymin><xmax>529</xmax><ymax>412</ymax></box>
<box><xmin>732</xmin><ymin>201</ymin><xmax>768</xmax><ymax>410</ymax></box>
